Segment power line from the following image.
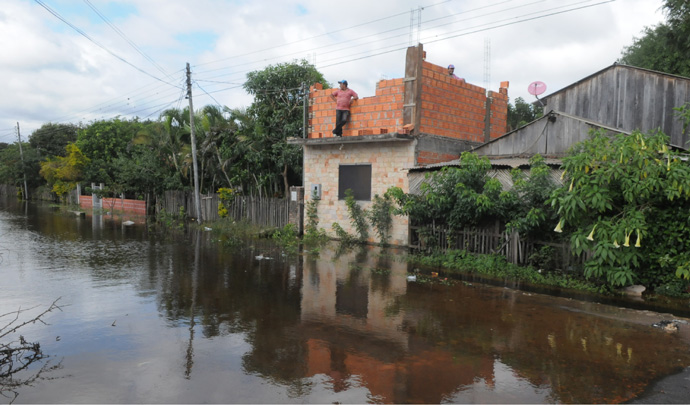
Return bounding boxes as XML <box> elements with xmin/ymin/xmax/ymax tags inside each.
<box><xmin>195</xmin><ymin>0</ymin><xmax>616</xmax><ymax>96</ymax></box>
<box><xmin>40</xmin><ymin>73</ymin><xmax>187</xmax><ymax>127</ymax></box>
<box><xmin>83</xmin><ymin>0</ymin><xmax>171</xmax><ymax>79</ymax></box>
<box><xmin>424</xmin><ymin>0</ymin><xmax>617</xmax><ymax>45</ymax></box>
<box><xmin>194</xmin><ymin>82</ymin><xmax>224</xmax><ymax>109</ymax></box>
<box><xmin>34</xmin><ymin>0</ymin><xmax>180</xmax><ymax>89</ymax></box>
<box><xmin>21</xmin><ymin>0</ymin><xmax>616</xmax><ymax>134</ymax></box>
<box><xmin>193</xmin><ymin>0</ymin><xmax>455</xmax><ymax>70</ymax></box>
<box><xmin>190</xmin><ymin>0</ymin><xmax>575</xmax><ymax>86</ymax></box>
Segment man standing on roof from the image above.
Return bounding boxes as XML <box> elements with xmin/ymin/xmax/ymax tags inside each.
<box><xmin>330</xmin><ymin>80</ymin><xmax>358</xmax><ymax>137</ymax></box>
<box><xmin>448</xmin><ymin>64</ymin><xmax>466</xmax><ymax>83</ymax></box>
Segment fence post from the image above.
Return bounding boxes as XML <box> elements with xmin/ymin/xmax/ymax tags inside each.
<box><xmin>288</xmin><ymin>187</ymin><xmax>303</xmax><ymax>234</ymax></box>
<box><xmin>510</xmin><ymin>230</ymin><xmax>519</xmax><ymax>264</ymax></box>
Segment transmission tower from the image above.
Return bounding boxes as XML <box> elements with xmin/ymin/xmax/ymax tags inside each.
<box><xmin>409</xmin><ymin>7</ymin><xmax>423</xmax><ymax>46</ymax></box>
<box><xmin>483</xmin><ymin>37</ymin><xmax>491</xmax><ymax>93</ymax></box>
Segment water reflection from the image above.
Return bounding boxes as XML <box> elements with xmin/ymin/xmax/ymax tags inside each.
<box><xmin>1</xmin><ymin>202</ymin><xmax>690</xmax><ymax>404</ymax></box>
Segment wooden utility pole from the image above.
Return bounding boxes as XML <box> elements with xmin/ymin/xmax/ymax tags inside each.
<box><xmin>302</xmin><ymin>82</ymin><xmax>308</xmax><ymax>139</ymax></box>
<box><xmin>16</xmin><ymin>122</ymin><xmax>29</xmax><ymax>200</ymax></box>
<box><xmin>186</xmin><ymin>63</ymin><xmax>203</xmax><ymax>223</ymax></box>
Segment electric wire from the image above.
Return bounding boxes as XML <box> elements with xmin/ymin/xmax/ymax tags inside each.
<box><xmin>191</xmin><ymin>0</ymin><xmax>602</xmax><ymax>86</ymax></box>
<box><xmin>34</xmin><ymin>0</ymin><xmax>180</xmax><ymax>89</ymax></box>
<box><xmin>194</xmin><ymin>82</ymin><xmax>224</xmax><ymax>109</ymax></box>
<box><xmin>193</xmin><ymin>0</ymin><xmax>455</xmax><ymax>70</ymax></box>
<box><xmin>15</xmin><ymin>0</ymin><xmax>617</xmax><ymax>136</ymax></box>
<box><xmin>83</xmin><ymin>0</ymin><xmax>171</xmax><ymax>79</ymax></box>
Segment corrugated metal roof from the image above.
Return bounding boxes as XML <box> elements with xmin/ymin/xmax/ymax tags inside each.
<box><xmin>409</xmin><ymin>157</ymin><xmax>562</xmax><ymax>171</ymax></box>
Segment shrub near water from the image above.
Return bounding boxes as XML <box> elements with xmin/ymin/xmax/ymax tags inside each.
<box><xmin>413</xmin><ymin>249</ymin><xmax>608</xmax><ymax>294</ymax></box>
<box><xmin>550</xmin><ymin>128</ymin><xmax>690</xmax><ymax>291</ymax></box>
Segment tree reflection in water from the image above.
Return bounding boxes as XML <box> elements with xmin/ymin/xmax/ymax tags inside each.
<box><xmin>1</xmin><ymin>299</ymin><xmax>63</xmax><ymax>404</ymax></box>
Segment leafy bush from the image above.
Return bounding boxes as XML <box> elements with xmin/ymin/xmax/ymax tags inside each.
<box><xmin>549</xmin><ymin>128</ymin><xmax>690</xmax><ymax>287</ymax></box>
<box><xmin>344</xmin><ymin>189</ymin><xmax>369</xmax><ymax>242</ymax></box>
<box><xmin>368</xmin><ymin>192</ymin><xmax>394</xmax><ymax>246</ymax></box>
<box><xmin>303</xmin><ymin>189</ymin><xmax>329</xmax><ymax>247</ymax></box>
<box><xmin>217</xmin><ymin>187</ymin><xmax>236</xmax><ymax>218</ymax></box>
<box><xmin>272</xmin><ymin>224</ymin><xmax>299</xmax><ymax>253</ymax></box>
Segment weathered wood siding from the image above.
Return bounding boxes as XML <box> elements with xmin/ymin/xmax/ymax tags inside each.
<box><xmin>473</xmin><ymin>112</ymin><xmax>625</xmax><ymax>157</ymax></box>
<box><xmin>543</xmin><ymin>65</ymin><xmax>690</xmax><ymax>147</ymax></box>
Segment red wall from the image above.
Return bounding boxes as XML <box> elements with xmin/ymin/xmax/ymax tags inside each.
<box><xmin>419</xmin><ymin>62</ymin><xmax>509</xmax><ymax>142</ymax></box>
<box><xmin>308</xmin><ymin>79</ymin><xmax>405</xmax><ymax>138</ymax></box>
<box><xmin>79</xmin><ymin>196</ymin><xmax>147</xmax><ymax>215</ymax></box>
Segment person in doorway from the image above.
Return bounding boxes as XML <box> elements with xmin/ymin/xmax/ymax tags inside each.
<box><xmin>447</xmin><ymin>64</ymin><xmax>466</xmax><ymax>83</ymax></box>
<box><xmin>330</xmin><ymin>80</ymin><xmax>358</xmax><ymax>137</ymax></box>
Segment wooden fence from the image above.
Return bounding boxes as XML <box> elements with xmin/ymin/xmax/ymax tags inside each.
<box><xmin>410</xmin><ymin>225</ymin><xmax>588</xmax><ymax>271</ymax></box>
<box><xmin>159</xmin><ymin>191</ymin><xmax>290</xmax><ymax>228</ymax></box>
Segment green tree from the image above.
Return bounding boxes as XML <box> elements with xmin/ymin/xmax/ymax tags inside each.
<box><xmin>507</xmin><ymin>97</ymin><xmax>543</xmax><ymax>131</ymax></box>
<box><xmin>244</xmin><ymin>60</ymin><xmax>327</xmax><ymax>197</ymax></box>
<box><xmin>28</xmin><ymin>123</ymin><xmax>79</xmax><ymax>158</ymax></box>
<box><xmin>505</xmin><ymin>154</ymin><xmax>560</xmax><ymax>239</ymax></box>
<box><xmin>0</xmin><ymin>143</ymin><xmax>42</xmax><ymax>195</ymax></box>
<box><xmin>619</xmin><ymin>0</ymin><xmax>690</xmax><ymax>77</ymax></box>
<box><xmin>39</xmin><ymin>143</ymin><xmax>90</xmax><ymax>199</ymax></box>
<box><xmin>549</xmin><ymin>129</ymin><xmax>690</xmax><ymax>288</ymax></box>
<box><xmin>76</xmin><ymin>118</ymin><xmax>145</xmax><ymax>185</ymax></box>
<box><xmin>389</xmin><ymin>152</ymin><xmax>513</xmax><ymax>232</ymax></box>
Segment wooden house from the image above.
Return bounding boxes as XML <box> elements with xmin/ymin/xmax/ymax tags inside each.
<box><xmin>468</xmin><ymin>63</ymin><xmax>690</xmax><ymax>170</ymax></box>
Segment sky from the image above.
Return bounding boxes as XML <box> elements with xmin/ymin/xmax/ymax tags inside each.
<box><xmin>0</xmin><ymin>0</ymin><xmax>667</xmax><ymax>142</ymax></box>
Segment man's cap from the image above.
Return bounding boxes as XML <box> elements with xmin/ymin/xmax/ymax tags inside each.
<box><xmin>448</xmin><ymin>64</ymin><xmax>455</xmax><ymax>69</ymax></box>
<box><xmin>338</xmin><ymin>80</ymin><xmax>348</xmax><ymax>85</ymax></box>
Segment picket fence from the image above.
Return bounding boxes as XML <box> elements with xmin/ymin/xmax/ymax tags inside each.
<box><xmin>409</xmin><ymin>224</ymin><xmax>588</xmax><ymax>271</ymax></box>
<box><xmin>159</xmin><ymin>191</ymin><xmax>289</xmax><ymax>228</ymax></box>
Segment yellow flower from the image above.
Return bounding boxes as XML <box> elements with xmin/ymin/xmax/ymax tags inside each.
<box><xmin>586</xmin><ymin>225</ymin><xmax>597</xmax><ymax>241</ymax></box>
<box><xmin>623</xmin><ymin>231</ymin><xmax>631</xmax><ymax>247</ymax></box>
<box><xmin>569</xmin><ymin>179</ymin><xmax>574</xmax><ymax>192</ymax></box>
<box><xmin>554</xmin><ymin>219</ymin><xmax>564</xmax><ymax>233</ymax></box>
<box><xmin>635</xmin><ymin>230</ymin><xmax>642</xmax><ymax>248</ymax></box>
<box><xmin>560</xmin><ymin>170</ymin><xmax>567</xmax><ymax>180</ymax></box>
<box><xmin>613</xmin><ymin>240</ymin><xmax>620</xmax><ymax>248</ymax></box>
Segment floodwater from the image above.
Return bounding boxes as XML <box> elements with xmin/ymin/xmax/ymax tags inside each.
<box><xmin>2</xmin><ymin>201</ymin><xmax>690</xmax><ymax>404</ymax></box>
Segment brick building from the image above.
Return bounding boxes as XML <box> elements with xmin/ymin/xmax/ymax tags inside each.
<box><xmin>289</xmin><ymin>44</ymin><xmax>509</xmax><ymax>246</ymax></box>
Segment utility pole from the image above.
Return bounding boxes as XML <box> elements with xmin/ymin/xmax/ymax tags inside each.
<box><xmin>16</xmin><ymin>122</ymin><xmax>29</xmax><ymax>200</ymax></box>
<box><xmin>186</xmin><ymin>63</ymin><xmax>203</xmax><ymax>223</ymax></box>
<box><xmin>302</xmin><ymin>82</ymin><xmax>308</xmax><ymax>139</ymax></box>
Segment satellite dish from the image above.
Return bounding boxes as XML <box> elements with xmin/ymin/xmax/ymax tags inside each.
<box><xmin>528</xmin><ymin>81</ymin><xmax>546</xmax><ymax>96</ymax></box>
<box><xmin>528</xmin><ymin>81</ymin><xmax>547</xmax><ymax>107</ymax></box>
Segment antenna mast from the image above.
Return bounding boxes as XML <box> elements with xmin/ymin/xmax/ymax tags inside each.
<box><xmin>483</xmin><ymin>38</ymin><xmax>491</xmax><ymax>93</ymax></box>
<box><xmin>409</xmin><ymin>7</ymin><xmax>423</xmax><ymax>45</ymax></box>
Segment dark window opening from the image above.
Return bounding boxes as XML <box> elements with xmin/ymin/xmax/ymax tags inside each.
<box><xmin>338</xmin><ymin>164</ymin><xmax>372</xmax><ymax>200</ymax></box>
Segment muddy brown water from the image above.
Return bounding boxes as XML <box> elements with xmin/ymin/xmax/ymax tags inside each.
<box><xmin>2</xmin><ymin>201</ymin><xmax>690</xmax><ymax>404</ymax></box>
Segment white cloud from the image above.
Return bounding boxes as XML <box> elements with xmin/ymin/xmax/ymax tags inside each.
<box><xmin>0</xmin><ymin>0</ymin><xmax>666</xmax><ymax>139</ymax></box>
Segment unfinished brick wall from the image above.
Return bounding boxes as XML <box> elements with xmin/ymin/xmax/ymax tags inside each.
<box><xmin>308</xmin><ymin>79</ymin><xmax>405</xmax><ymax>138</ymax></box>
<box><xmin>489</xmin><ymin>84</ymin><xmax>509</xmax><ymax>139</ymax></box>
<box><xmin>416</xmin><ymin>150</ymin><xmax>460</xmax><ymax>166</ymax></box>
<box><xmin>419</xmin><ymin>62</ymin><xmax>509</xmax><ymax>142</ymax></box>
<box><xmin>306</xmin><ymin>54</ymin><xmax>508</xmax><ymax>143</ymax></box>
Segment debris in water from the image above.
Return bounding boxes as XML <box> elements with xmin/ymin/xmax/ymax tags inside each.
<box><xmin>652</xmin><ymin>320</ymin><xmax>680</xmax><ymax>332</ymax></box>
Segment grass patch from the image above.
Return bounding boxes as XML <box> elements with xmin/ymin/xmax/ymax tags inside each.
<box><xmin>411</xmin><ymin>249</ymin><xmax>611</xmax><ymax>295</ymax></box>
